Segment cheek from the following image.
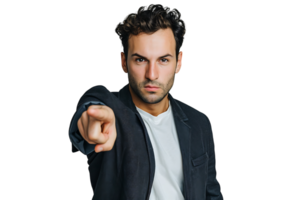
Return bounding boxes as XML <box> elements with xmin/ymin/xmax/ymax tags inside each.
<box><xmin>168</xmin><ymin>76</ymin><xmax>175</xmax><ymax>87</ymax></box>
<box><xmin>160</xmin><ymin>72</ymin><xmax>175</xmax><ymax>89</ymax></box>
<box><xmin>130</xmin><ymin>70</ymin><xmax>143</xmax><ymax>82</ymax></box>
<box><xmin>129</xmin><ymin>66</ymin><xmax>145</xmax><ymax>81</ymax></box>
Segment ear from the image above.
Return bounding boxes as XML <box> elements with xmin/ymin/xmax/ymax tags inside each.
<box><xmin>121</xmin><ymin>52</ymin><xmax>128</xmax><ymax>73</ymax></box>
<box><xmin>175</xmin><ymin>51</ymin><xmax>183</xmax><ymax>73</ymax></box>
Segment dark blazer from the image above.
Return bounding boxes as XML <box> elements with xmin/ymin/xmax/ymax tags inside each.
<box><xmin>69</xmin><ymin>84</ymin><xmax>223</xmax><ymax>200</ymax></box>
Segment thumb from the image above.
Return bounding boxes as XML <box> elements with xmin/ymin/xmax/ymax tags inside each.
<box><xmin>95</xmin><ymin>143</ymin><xmax>104</xmax><ymax>153</ymax></box>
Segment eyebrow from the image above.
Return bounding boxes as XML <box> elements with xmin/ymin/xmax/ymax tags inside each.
<box><xmin>131</xmin><ymin>53</ymin><xmax>173</xmax><ymax>59</ymax></box>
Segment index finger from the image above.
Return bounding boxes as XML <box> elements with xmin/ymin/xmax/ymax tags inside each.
<box><xmin>87</xmin><ymin>105</ymin><xmax>112</xmax><ymax>122</ymax></box>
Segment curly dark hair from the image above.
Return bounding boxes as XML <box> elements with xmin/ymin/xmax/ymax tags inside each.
<box><xmin>115</xmin><ymin>4</ymin><xmax>186</xmax><ymax>63</ymax></box>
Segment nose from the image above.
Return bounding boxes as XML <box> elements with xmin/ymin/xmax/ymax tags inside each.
<box><xmin>145</xmin><ymin>63</ymin><xmax>159</xmax><ymax>80</ymax></box>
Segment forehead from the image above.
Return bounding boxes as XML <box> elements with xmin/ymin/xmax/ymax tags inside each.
<box><xmin>128</xmin><ymin>28</ymin><xmax>176</xmax><ymax>56</ymax></box>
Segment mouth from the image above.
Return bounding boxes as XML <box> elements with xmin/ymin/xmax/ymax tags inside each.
<box><xmin>144</xmin><ymin>85</ymin><xmax>159</xmax><ymax>91</ymax></box>
<box><xmin>145</xmin><ymin>84</ymin><xmax>159</xmax><ymax>88</ymax></box>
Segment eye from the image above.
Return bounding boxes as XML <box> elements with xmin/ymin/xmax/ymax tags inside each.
<box><xmin>135</xmin><ymin>58</ymin><xmax>168</xmax><ymax>63</ymax></box>
<box><xmin>135</xmin><ymin>58</ymin><xmax>145</xmax><ymax>62</ymax></box>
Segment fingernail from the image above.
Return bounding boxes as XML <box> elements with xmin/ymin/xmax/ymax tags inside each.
<box><xmin>98</xmin><ymin>147</ymin><xmax>103</xmax><ymax>152</ymax></box>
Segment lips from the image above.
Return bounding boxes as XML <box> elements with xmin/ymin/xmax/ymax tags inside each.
<box><xmin>144</xmin><ymin>87</ymin><xmax>159</xmax><ymax>91</ymax></box>
<box><xmin>145</xmin><ymin>85</ymin><xmax>159</xmax><ymax>88</ymax></box>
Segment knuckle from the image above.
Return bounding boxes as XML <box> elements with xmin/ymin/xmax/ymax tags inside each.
<box><xmin>102</xmin><ymin>146</ymin><xmax>112</xmax><ymax>152</ymax></box>
<box><xmin>87</xmin><ymin>134</ymin><xmax>98</xmax><ymax>141</ymax></box>
<box><xmin>81</xmin><ymin>135</ymin><xmax>89</xmax><ymax>143</ymax></box>
<box><xmin>81</xmin><ymin>113</ymin><xmax>86</xmax><ymax>119</ymax></box>
<box><xmin>107</xmin><ymin>147</ymin><xmax>113</xmax><ymax>151</ymax></box>
<box><xmin>86</xmin><ymin>140</ymin><xmax>95</xmax><ymax>145</ymax></box>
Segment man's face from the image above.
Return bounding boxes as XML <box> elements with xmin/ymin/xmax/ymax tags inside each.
<box><xmin>121</xmin><ymin>28</ymin><xmax>182</xmax><ymax>104</ymax></box>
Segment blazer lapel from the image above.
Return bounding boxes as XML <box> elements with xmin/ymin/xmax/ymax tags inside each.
<box><xmin>118</xmin><ymin>84</ymin><xmax>191</xmax><ymax>200</ymax></box>
<box><xmin>168</xmin><ymin>93</ymin><xmax>192</xmax><ymax>200</ymax></box>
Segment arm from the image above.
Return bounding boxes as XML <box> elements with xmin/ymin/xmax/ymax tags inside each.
<box><xmin>205</xmin><ymin>115</ymin><xmax>223</xmax><ymax>200</ymax></box>
<box><xmin>69</xmin><ymin>101</ymin><xmax>106</xmax><ymax>155</ymax></box>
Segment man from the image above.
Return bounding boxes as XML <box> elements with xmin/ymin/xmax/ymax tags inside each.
<box><xmin>69</xmin><ymin>4</ymin><xmax>223</xmax><ymax>200</ymax></box>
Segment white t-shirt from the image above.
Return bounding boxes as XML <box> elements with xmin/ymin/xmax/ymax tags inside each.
<box><xmin>135</xmin><ymin>100</ymin><xmax>185</xmax><ymax>200</ymax></box>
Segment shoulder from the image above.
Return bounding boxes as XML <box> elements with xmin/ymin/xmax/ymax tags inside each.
<box><xmin>84</xmin><ymin>85</ymin><xmax>109</xmax><ymax>94</ymax></box>
<box><xmin>85</xmin><ymin>85</ymin><xmax>119</xmax><ymax>97</ymax></box>
<box><xmin>173</xmin><ymin>98</ymin><xmax>212</xmax><ymax>128</ymax></box>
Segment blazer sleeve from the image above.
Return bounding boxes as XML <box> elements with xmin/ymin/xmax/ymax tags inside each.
<box><xmin>205</xmin><ymin>115</ymin><xmax>223</xmax><ymax>200</ymax></box>
<box><xmin>69</xmin><ymin>101</ymin><xmax>106</xmax><ymax>155</ymax></box>
<box><xmin>68</xmin><ymin>85</ymin><xmax>116</xmax><ymax>155</ymax></box>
